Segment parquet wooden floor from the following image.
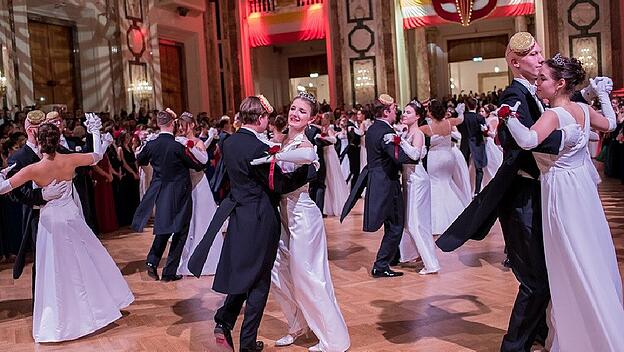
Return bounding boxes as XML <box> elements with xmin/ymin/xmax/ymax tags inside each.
<box><xmin>1</xmin><ymin>174</ymin><xmax>623</xmax><ymax>352</ymax></box>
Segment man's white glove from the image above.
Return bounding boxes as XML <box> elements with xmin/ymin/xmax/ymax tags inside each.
<box><xmin>42</xmin><ymin>179</ymin><xmax>68</xmax><ymax>201</ymax></box>
<box><xmin>250</xmin><ymin>155</ymin><xmax>274</xmax><ymax>165</ymax></box>
<box><xmin>561</xmin><ymin>123</ymin><xmax>583</xmax><ymax>149</ymax></box>
<box><xmin>383</xmin><ymin>133</ymin><xmax>397</xmax><ymax>144</ymax></box>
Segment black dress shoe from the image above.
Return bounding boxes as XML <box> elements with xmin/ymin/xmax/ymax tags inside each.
<box><xmin>145</xmin><ymin>263</ymin><xmax>159</xmax><ymax>281</ymax></box>
<box><xmin>371</xmin><ymin>268</ymin><xmax>404</xmax><ymax>278</ymax></box>
<box><xmin>241</xmin><ymin>341</ymin><xmax>264</xmax><ymax>351</ymax></box>
<box><xmin>214</xmin><ymin>323</ymin><xmax>234</xmax><ymax>351</ymax></box>
<box><xmin>161</xmin><ymin>274</ymin><xmax>183</xmax><ymax>282</ymax></box>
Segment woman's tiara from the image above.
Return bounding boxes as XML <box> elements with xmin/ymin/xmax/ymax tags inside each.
<box><xmin>552</xmin><ymin>53</ymin><xmax>566</xmax><ymax>67</ymax></box>
<box><xmin>297</xmin><ymin>91</ymin><xmax>317</xmax><ymax>104</ymax></box>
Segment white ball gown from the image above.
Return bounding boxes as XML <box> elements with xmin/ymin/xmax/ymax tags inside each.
<box><xmin>428</xmin><ymin>132</ymin><xmax>471</xmax><ymax>234</ymax></box>
<box><xmin>532</xmin><ymin>104</ymin><xmax>624</xmax><ymax>351</ymax></box>
<box><xmin>398</xmin><ymin>131</ymin><xmax>440</xmax><ymax>272</ymax></box>
<box><xmin>177</xmin><ymin>169</ymin><xmax>222</xmax><ymax>275</ymax></box>
<box><xmin>270</xmin><ymin>134</ymin><xmax>350</xmax><ymax>352</ymax></box>
<box><xmin>322</xmin><ymin>135</ymin><xmax>349</xmax><ymax>217</ymax></box>
<box><xmin>469</xmin><ymin>115</ymin><xmax>503</xmax><ymax>189</ymax></box>
<box><xmin>34</xmin><ymin>180</ymin><xmax>134</xmax><ymax>342</ymax></box>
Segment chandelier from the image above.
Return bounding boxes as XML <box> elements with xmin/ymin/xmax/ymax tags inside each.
<box><xmin>127</xmin><ymin>79</ymin><xmax>153</xmax><ymax>99</ymax></box>
<box><xmin>456</xmin><ymin>0</ymin><xmax>474</xmax><ymax>27</ymax></box>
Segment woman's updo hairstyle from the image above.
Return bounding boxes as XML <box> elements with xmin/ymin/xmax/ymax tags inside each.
<box><xmin>428</xmin><ymin>99</ymin><xmax>446</xmax><ymax>121</ymax></box>
<box><xmin>406</xmin><ymin>99</ymin><xmax>426</xmax><ymax>119</ymax></box>
<box><xmin>177</xmin><ymin>111</ymin><xmax>196</xmax><ymax>135</ymax></box>
<box><xmin>38</xmin><ymin>123</ymin><xmax>60</xmax><ymax>156</ymax></box>
<box><xmin>545</xmin><ymin>53</ymin><xmax>586</xmax><ymax>93</ymax></box>
<box><xmin>293</xmin><ymin>91</ymin><xmax>320</xmax><ymax>116</ymax></box>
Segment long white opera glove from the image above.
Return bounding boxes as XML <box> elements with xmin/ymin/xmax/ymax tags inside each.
<box><xmin>0</xmin><ymin>164</ymin><xmax>15</xmax><ymax>194</ymax></box>
<box><xmin>205</xmin><ymin>127</ymin><xmax>218</xmax><ymax>146</ymax></box>
<box><xmin>42</xmin><ymin>179</ymin><xmax>68</xmax><ymax>201</ymax></box>
<box><xmin>399</xmin><ymin>139</ymin><xmax>426</xmax><ymax>161</ymax></box>
<box><xmin>597</xmin><ymin>91</ymin><xmax>617</xmax><ymax>131</ymax></box>
<box><xmin>84</xmin><ymin>113</ymin><xmax>106</xmax><ymax>164</ymax></box>
<box><xmin>581</xmin><ymin>77</ymin><xmax>613</xmax><ymax>102</ymax></box>
<box><xmin>176</xmin><ymin>136</ymin><xmax>208</xmax><ymax>164</ymax></box>
<box><xmin>506</xmin><ymin>117</ymin><xmax>539</xmax><ymax>150</ymax></box>
<box><xmin>450</xmin><ymin>129</ymin><xmax>462</xmax><ymax>141</ymax></box>
<box><xmin>275</xmin><ymin>147</ymin><xmax>317</xmax><ymax>164</ymax></box>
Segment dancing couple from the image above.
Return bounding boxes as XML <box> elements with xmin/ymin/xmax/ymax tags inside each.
<box><xmin>438</xmin><ymin>32</ymin><xmax>624</xmax><ymax>351</ymax></box>
<box><xmin>1</xmin><ymin>113</ymin><xmax>133</xmax><ymax>343</ymax></box>
<box><xmin>189</xmin><ymin>93</ymin><xmax>349</xmax><ymax>352</ymax></box>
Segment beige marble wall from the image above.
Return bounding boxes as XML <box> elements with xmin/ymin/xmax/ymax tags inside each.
<box><xmin>554</xmin><ymin>0</ymin><xmax>612</xmax><ymax>79</ymax></box>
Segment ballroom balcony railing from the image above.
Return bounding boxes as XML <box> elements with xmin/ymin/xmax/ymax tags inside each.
<box><xmin>249</xmin><ymin>0</ymin><xmax>275</xmax><ymax>13</ymax></box>
<box><xmin>249</xmin><ymin>0</ymin><xmax>323</xmax><ymax>14</ymax></box>
<box><xmin>296</xmin><ymin>0</ymin><xmax>323</xmax><ymax>6</ymax></box>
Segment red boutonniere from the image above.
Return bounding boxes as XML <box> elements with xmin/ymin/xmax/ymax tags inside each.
<box><xmin>267</xmin><ymin>145</ymin><xmax>280</xmax><ymax>191</ymax></box>
<box><xmin>186</xmin><ymin>140</ymin><xmax>195</xmax><ymax>149</ymax></box>
<box><xmin>393</xmin><ymin>135</ymin><xmax>401</xmax><ymax>159</ymax></box>
<box><xmin>321</xmin><ymin>132</ymin><xmax>328</xmax><ymax>138</ymax></box>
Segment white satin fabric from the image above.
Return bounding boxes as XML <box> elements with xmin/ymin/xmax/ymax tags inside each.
<box><xmin>469</xmin><ymin>136</ymin><xmax>503</xmax><ymax>190</ymax></box>
<box><xmin>177</xmin><ymin>170</ymin><xmax>222</xmax><ymax>275</ymax></box>
<box><xmin>34</xmin><ymin>180</ymin><xmax>134</xmax><ymax>342</ymax></box>
<box><xmin>337</xmin><ymin>132</ymin><xmax>350</xmax><ymax>181</ymax></box>
<box><xmin>271</xmin><ymin>135</ymin><xmax>350</xmax><ymax>352</ymax></box>
<box><xmin>428</xmin><ymin>134</ymin><xmax>470</xmax><ymax>234</ymax></box>
<box><xmin>139</xmin><ymin>164</ymin><xmax>153</xmax><ymax>200</ymax></box>
<box><xmin>323</xmin><ymin>145</ymin><xmax>349</xmax><ymax>217</ymax></box>
<box><xmin>536</xmin><ymin>103</ymin><xmax>624</xmax><ymax>351</ymax></box>
<box><xmin>399</xmin><ymin>161</ymin><xmax>440</xmax><ymax>271</ymax></box>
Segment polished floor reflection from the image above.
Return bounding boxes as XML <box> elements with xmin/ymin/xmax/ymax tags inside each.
<box><xmin>1</xmin><ymin>174</ymin><xmax>623</xmax><ymax>352</ymax></box>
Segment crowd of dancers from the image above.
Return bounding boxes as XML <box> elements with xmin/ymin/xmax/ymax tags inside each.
<box><xmin>1</xmin><ymin>31</ymin><xmax>624</xmax><ymax>352</ymax></box>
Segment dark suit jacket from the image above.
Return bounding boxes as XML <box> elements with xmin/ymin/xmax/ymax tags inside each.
<box><xmin>8</xmin><ymin>145</ymin><xmax>46</xmax><ymax>279</ymax></box>
<box><xmin>456</xmin><ymin>121</ymin><xmax>470</xmax><ymax>163</ymax></box>
<box><xmin>304</xmin><ymin>125</ymin><xmax>327</xmax><ymax>184</ymax></box>
<box><xmin>189</xmin><ymin>128</ymin><xmax>310</xmax><ymax>294</ymax></box>
<box><xmin>463</xmin><ymin>111</ymin><xmax>488</xmax><ymax>168</ymax></box>
<box><xmin>132</xmin><ymin>133</ymin><xmax>204</xmax><ymax>235</ymax></box>
<box><xmin>362</xmin><ymin>120</ymin><xmax>415</xmax><ymax>231</ymax></box>
<box><xmin>437</xmin><ymin>80</ymin><xmax>563</xmax><ymax>251</ymax></box>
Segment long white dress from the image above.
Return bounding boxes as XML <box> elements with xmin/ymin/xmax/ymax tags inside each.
<box><xmin>271</xmin><ymin>134</ymin><xmax>350</xmax><ymax>352</ymax></box>
<box><xmin>34</xmin><ymin>180</ymin><xmax>134</xmax><ymax>343</ymax></box>
<box><xmin>535</xmin><ymin>103</ymin><xmax>624</xmax><ymax>351</ymax></box>
<box><xmin>323</xmin><ymin>138</ymin><xmax>349</xmax><ymax>217</ymax></box>
<box><xmin>428</xmin><ymin>133</ymin><xmax>470</xmax><ymax>234</ymax></box>
<box><xmin>398</xmin><ymin>131</ymin><xmax>440</xmax><ymax>272</ymax></box>
<box><xmin>470</xmin><ymin>115</ymin><xmax>503</xmax><ymax>189</ymax></box>
<box><xmin>360</xmin><ymin>119</ymin><xmax>372</xmax><ymax>172</ymax></box>
<box><xmin>177</xmin><ymin>170</ymin><xmax>222</xmax><ymax>275</ymax></box>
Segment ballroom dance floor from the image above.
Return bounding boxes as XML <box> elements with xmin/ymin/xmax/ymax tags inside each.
<box><xmin>1</xmin><ymin>175</ymin><xmax>623</xmax><ymax>352</ymax></box>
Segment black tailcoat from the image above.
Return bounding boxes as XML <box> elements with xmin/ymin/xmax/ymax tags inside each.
<box><xmin>8</xmin><ymin>145</ymin><xmax>46</xmax><ymax>279</ymax></box>
<box><xmin>188</xmin><ymin>128</ymin><xmax>311</xmax><ymax>294</ymax></box>
<box><xmin>131</xmin><ymin>133</ymin><xmax>204</xmax><ymax>235</ymax></box>
<box><xmin>463</xmin><ymin>111</ymin><xmax>488</xmax><ymax>169</ymax></box>
<box><xmin>437</xmin><ymin>80</ymin><xmax>564</xmax><ymax>250</ymax></box>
